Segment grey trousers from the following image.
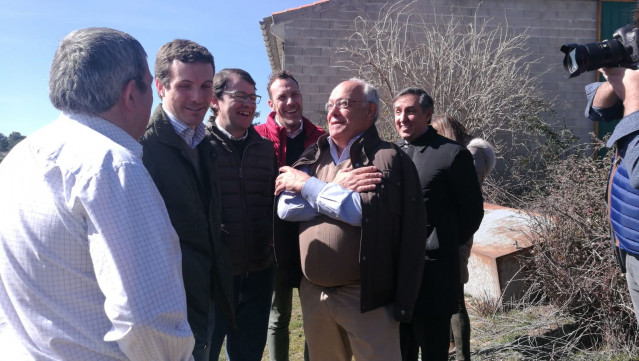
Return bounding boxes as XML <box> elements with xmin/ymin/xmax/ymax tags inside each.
<box><xmin>625</xmin><ymin>252</ymin><xmax>639</xmax><ymax>324</ymax></box>
<box><xmin>268</xmin><ymin>271</ymin><xmax>309</xmax><ymax>361</ymax></box>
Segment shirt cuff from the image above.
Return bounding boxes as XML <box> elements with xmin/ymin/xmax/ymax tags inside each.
<box><xmin>585</xmin><ymin>82</ymin><xmax>624</xmax><ymax>122</ymax></box>
<box><xmin>301</xmin><ymin>177</ymin><xmax>327</xmax><ymax>209</ymax></box>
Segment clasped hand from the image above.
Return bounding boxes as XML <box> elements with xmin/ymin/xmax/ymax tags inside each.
<box><xmin>274</xmin><ymin>165</ymin><xmax>382</xmax><ymax>195</ymax></box>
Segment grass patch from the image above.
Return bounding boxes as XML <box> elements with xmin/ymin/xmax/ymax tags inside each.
<box><xmin>215</xmin><ymin>291</ymin><xmax>638</xmax><ymax>360</ymax></box>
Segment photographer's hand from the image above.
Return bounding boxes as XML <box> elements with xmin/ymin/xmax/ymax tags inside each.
<box><xmin>600</xmin><ymin>67</ymin><xmax>639</xmax><ymax>116</ymax></box>
<box><xmin>592</xmin><ymin>80</ymin><xmax>620</xmax><ymax>109</ymax></box>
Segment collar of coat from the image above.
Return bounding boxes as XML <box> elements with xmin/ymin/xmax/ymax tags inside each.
<box><xmin>401</xmin><ymin>125</ymin><xmax>437</xmax><ymax>149</ymax></box>
<box><xmin>205</xmin><ymin>119</ymin><xmax>267</xmax><ymax>151</ymax></box>
<box><xmin>294</xmin><ymin>125</ymin><xmax>382</xmax><ymax>169</ymax></box>
<box><xmin>147</xmin><ymin>104</ymin><xmax>198</xmax><ymax>151</ymax></box>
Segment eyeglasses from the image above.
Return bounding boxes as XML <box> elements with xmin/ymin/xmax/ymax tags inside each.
<box><xmin>223</xmin><ymin>91</ymin><xmax>262</xmax><ymax>105</ymax></box>
<box><xmin>325</xmin><ymin>98</ymin><xmax>366</xmax><ymax>112</ymax></box>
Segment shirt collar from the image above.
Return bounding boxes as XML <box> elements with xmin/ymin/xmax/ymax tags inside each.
<box><xmin>62</xmin><ymin>112</ymin><xmax>143</xmax><ymax>158</ymax></box>
<box><xmin>162</xmin><ymin>104</ymin><xmax>205</xmax><ymax>149</ymax></box>
<box><xmin>215</xmin><ymin>120</ymin><xmax>248</xmax><ymax>141</ymax></box>
<box><xmin>327</xmin><ymin>133</ymin><xmax>363</xmax><ymax>165</ymax></box>
<box><xmin>275</xmin><ymin>116</ymin><xmax>304</xmax><ymax>139</ymax></box>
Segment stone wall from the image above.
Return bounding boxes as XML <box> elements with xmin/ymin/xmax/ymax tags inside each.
<box><xmin>263</xmin><ymin>0</ymin><xmax>600</xmax><ymax>140</ymax></box>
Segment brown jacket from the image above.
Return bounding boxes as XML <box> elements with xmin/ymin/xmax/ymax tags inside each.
<box><xmin>275</xmin><ymin>125</ymin><xmax>427</xmax><ymax>322</ymax></box>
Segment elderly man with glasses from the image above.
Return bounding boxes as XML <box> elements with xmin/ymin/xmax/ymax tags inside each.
<box><xmin>274</xmin><ymin>78</ymin><xmax>427</xmax><ymax>361</ymax></box>
<box><xmin>205</xmin><ymin>68</ymin><xmax>277</xmax><ymax>361</ymax></box>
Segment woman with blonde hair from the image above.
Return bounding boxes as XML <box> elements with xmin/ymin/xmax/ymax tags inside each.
<box><xmin>430</xmin><ymin>115</ymin><xmax>496</xmax><ymax>360</ymax></box>
<box><xmin>431</xmin><ymin>115</ymin><xmax>495</xmax><ymax>184</ymax></box>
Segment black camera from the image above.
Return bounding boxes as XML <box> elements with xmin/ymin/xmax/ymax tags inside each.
<box><xmin>561</xmin><ymin>24</ymin><xmax>639</xmax><ymax>78</ymax></box>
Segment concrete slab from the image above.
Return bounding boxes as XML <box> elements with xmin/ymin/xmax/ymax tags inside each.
<box><xmin>465</xmin><ymin>203</ymin><xmax>535</xmax><ymax>304</ymax></box>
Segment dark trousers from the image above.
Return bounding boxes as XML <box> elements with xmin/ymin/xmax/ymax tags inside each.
<box><xmin>400</xmin><ymin>257</ymin><xmax>458</xmax><ymax>361</ymax></box>
<box><xmin>450</xmin><ymin>284</ymin><xmax>471</xmax><ymax>360</ymax></box>
<box><xmin>209</xmin><ymin>266</ymin><xmax>275</xmax><ymax>361</ymax></box>
<box><xmin>400</xmin><ymin>315</ymin><xmax>451</xmax><ymax>361</ymax></box>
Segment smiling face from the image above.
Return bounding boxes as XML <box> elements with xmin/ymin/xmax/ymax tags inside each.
<box><xmin>394</xmin><ymin>94</ymin><xmax>432</xmax><ymax>142</ymax></box>
<box><xmin>156</xmin><ymin>60</ymin><xmax>214</xmax><ymax>129</ymax></box>
<box><xmin>326</xmin><ymin>81</ymin><xmax>376</xmax><ymax>149</ymax></box>
<box><xmin>267</xmin><ymin>78</ymin><xmax>303</xmax><ymax>131</ymax></box>
<box><xmin>211</xmin><ymin>74</ymin><xmax>257</xmax><ymax>138</ymax></box>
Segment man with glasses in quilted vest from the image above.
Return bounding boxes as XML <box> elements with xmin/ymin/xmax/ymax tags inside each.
<box><xmin>206</xmin><ymin>68</ymin><xmax>277</xmax><ymax>361</ymax></box>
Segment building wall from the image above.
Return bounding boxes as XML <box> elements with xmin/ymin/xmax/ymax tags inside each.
<box><xmin>264</xmin><ymin>0</ymin><xmax>600</xmax><ymax>141</ymax></box>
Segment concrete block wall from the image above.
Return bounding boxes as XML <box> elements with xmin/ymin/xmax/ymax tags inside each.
<box><xmin>266</xmin><ymin>0</ymin><xmax>600</xmax><ymax>139</ymax></box>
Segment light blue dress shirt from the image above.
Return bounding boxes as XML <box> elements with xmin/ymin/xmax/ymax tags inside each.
<box><xmin>277</xmin><ymin>134</ymin><xmax>363</xmax><ymax>226</ymax></box>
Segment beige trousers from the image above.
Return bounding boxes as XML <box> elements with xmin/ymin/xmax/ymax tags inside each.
<box><xmin>299</xmin><ymin>278</ymin><xmax>401</xmax><ymax>361</ymax></box>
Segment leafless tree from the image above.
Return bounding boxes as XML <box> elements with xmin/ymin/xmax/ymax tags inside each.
<box><xmin>338</xmin><ymin>1</ymin><xmax>554</xmax><ymax>141</ymax></box>
<box><xmin>337</xmin><ymin>1</ymin><xmax>568</xmax><ymax>200</ymax></box>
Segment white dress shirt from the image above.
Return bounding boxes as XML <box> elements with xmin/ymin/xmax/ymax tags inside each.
<box><xmin>0</xmin><ymin>113</ymin><xmax>195</xmax><ymax>360</ymax></box>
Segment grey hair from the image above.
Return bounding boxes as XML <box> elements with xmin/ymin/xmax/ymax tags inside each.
<box><xmin>348</xmin><ymin>77</ymin><xmax>380</xmax><ymax>122</ymax></box>
<box><xmin>49</xmin><ymin>27</ymin><xmax>148</xmax><ymax>115</ymax></box>
<box><xmin>393</xmin><ymin>87</ymin><xmax>434</xmax><ymax>114</ymax></box>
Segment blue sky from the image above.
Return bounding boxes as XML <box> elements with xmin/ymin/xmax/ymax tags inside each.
<box><xmin>0</xmin><ymin>0</ymin><xmax>316</xmax><ymax>136</ymax></box>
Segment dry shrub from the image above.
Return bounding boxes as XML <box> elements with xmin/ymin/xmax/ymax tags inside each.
<box><xmin>336</xmin><ymin>0</ymin><xmax>562</xmax><ymax>203</ymax></box>
<box><xmin>472</xmin><ymin>290</ymin><xmax>504</xmax><ymax>318</ymax></box>
<box><xmin>524</xmin><ymin>138</ymin><xmax>639</xmax><ymax>353</ymax></box>
<box><xmin>337</xmin><ymin>1</ymin><xmax>553</xmax><ymax>142</ymax></box>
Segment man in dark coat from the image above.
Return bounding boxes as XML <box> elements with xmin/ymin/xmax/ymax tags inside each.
<box><xmin>140</xmin><ymin>39</ymin><xmax>234</xmax><ymax>361</ymax></box>
<box><xmin>394</xmin><ymin>87</ymin><xmax>484</xmax><ymax>361</ymax></box>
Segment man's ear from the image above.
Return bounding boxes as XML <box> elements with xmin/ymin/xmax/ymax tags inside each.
<box><xmin>426</xmin><ymin>108</ymin><xmax>434</xmax><ymax>125</ymax></box>
<box><xmin>121</xmin><ymin>79</ymin><xmax>137</xmax><ymax>111</ymax></box>
<box><xmin>210</xmin><ymin>97</ymin><xmax>219</xmax><ymax>111</ymax></box>
<box><xmin>155</xmin><ymin>77</ymin><xmax>165</xmax><ymax>98</ymax></box>
<box><xmin>367</xmin><ymin>102</ymin><xmax>378</xmax><ymax>121</ymax></box>
<box><xmin>267</xmin><ymin>98</ymin><xmax>275</xmax><ymax>111</ymax></box>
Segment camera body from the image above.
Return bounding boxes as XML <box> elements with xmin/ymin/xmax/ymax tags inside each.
<box><xmin>561</xmin><ymin>24</ymin><xmax>639</xmax><ymax>78</ymax></box>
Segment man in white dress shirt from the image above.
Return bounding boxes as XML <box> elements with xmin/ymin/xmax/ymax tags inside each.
<box><xmin>0</xmin><ymin>28</ymin><xmax>195</xmax><ymax>360</ymax></box>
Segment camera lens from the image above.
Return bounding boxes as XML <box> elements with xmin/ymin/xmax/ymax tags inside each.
<box><xmin>561</xmin><ymin>39</ymin><xmax>627</xmax><ymax>78</ymax></box>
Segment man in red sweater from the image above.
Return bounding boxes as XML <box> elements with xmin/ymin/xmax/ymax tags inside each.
<box><xmin>255</xmin><ymin>70</ymin><xmax>324</xmax><ymax>361</ymax></box>
<box><xmin>256</xmin><ymin>70</ymin><xmax>325</xmax><ymax>168</ymax></box>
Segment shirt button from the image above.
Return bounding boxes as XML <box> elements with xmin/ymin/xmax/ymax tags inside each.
<box><xmin>400</xmin><ymin>310</ymin><xmax>406</xmax><ymax>316</ymax></box>
<box><xmin>362</xmin><ymin>256</ymin><xmax>366</xmax><ymax>261</ymax></box>
<box><xmin>203</xmin><ymin>343</ymin><xmax>208</xmax><ymax>350</ymax></box>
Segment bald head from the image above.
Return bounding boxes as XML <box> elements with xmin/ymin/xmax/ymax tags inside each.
<box><xmin>325</xmin><ymin>80</ymin><xmax>378</xmax><ymax>150</ymax></box>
